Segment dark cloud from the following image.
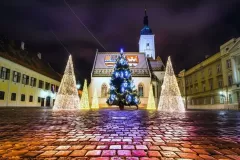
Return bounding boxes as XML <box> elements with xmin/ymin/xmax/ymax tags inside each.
<box><xmin>0</xmin><ymin>0</ymin><xmax>240</xmax><ymax>84</ymax></box>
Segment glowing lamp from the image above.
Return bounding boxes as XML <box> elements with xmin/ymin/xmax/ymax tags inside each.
<box><xmin>120</xmin><ymin>48</ymin><xmax>123</xmax><ymax>53</ymax></box>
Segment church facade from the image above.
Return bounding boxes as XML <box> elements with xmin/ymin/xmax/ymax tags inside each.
<box><xmin>89</xmin><ymin>9</ymin><xmax>165</xmax><ymax>107</ymax></box>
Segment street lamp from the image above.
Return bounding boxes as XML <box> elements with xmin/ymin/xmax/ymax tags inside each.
<box><xmin>76</xmin><ymin>81</ymin><xmax>81</xmax><ymax>90</ymax></box>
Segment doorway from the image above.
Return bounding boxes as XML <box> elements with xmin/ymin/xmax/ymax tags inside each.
<box><xmin>46</xmin><ymin>96</ymin><xmax>51</xmax><ymax>107</ymax></box>
<box><xmin>41</xmin><ymin>98</ymin><xmax>45</xmax><ymax>106</ymax></box>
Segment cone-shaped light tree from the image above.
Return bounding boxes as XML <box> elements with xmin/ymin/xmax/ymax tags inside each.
<box><xmin>53</xmin><ymin>55</ymin><xmax>80</xmax><ymax>110</ymax></box>
<box><xmin>91</xmin><ymin>88</ymin><xmax>99</xmax><ymax>109</ymax></box>
<box><xmin>147</xmin><ymin>83</ymin><xmax>156</xmax><ymax>110</ymax></box>
<box><xmin>106</xmin><ymin>49</ymin><xmax>140</xmax><ymax>110</ymax></box>
<box><xmin>80</xmin><ymin>79</ymin><xmax>90</xmax><ymax>109</ymax></box>
<box><xmin>158</xmin><ymin>56</ymin><xmax>185</xmax><ymax>112</ymax></box>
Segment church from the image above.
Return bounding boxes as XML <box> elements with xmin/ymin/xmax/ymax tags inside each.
<box><xmin>89</xmin><ymin>9</ymin><xmax>165</xmax><ymax>107</ymax></box>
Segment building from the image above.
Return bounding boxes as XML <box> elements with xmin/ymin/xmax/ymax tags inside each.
<box><xmin>89</xmin><ymin>9</ymin><xmax>165</xmax><ymax>107</ymax></box>
<box><xmin>0</xmin><ymin>39</ymin><xmax>61</xmax><ymax>107</ymax></box>
<box><xmin>178</xmin><ymin>38</ymin><xmax>240</xmax><ymax>110</ymax></box>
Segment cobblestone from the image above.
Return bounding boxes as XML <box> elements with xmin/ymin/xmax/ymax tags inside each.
<box><xmin>0</xmin><ymin>108</ymin><xmax>239</xmax><ymax>159</ymax></box>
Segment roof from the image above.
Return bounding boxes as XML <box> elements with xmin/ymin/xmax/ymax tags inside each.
<box><xmin>140</xmin><ymin>25</ymin><xmax>153</xmax><ymax>35</ymax></box>
<box><xmin>92</xmin><ymin>51</ymin><xmax>150</xmax><ymax>77</ymax></box>
<box><xmin>0</xmin><ymin>44</ymin><xmax>61</xmax><ymax>81</ymax></box>
<box><xmin>148</xmin><ymin>57</ymin><xmax>165</xmax><ymax>71</ymax></box>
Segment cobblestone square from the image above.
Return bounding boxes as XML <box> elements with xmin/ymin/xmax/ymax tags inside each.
<box><xmin>0</xmin><ymin>108</ymin><xmax>239</xmax><ymax>159</ymax></box>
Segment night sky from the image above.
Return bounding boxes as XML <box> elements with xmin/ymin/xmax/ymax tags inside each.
<box><xmin>0</xmin><ymin>0</ymin><xmax>240</xmax><ymax>83</ymax></box>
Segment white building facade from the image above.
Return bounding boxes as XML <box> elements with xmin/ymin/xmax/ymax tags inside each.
<box><xmin>89</xmin><ymin>9</ymin><xmax>165</xmax><ymax>107</ymax></box>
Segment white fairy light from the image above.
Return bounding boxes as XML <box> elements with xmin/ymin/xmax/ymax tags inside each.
<box><xmin>53</xmin><ymin>55</ymin><xmax>80</xmax><ymax>110</ymax></box>
<box><xmin>158</xmin><ymin>56</ymin><xmax>185</xmax><ymax>112</ymax></box>
<box><xmin>147</xmin><ymin>83</ymin><xmax>156</xmax><ymax>110</ymax></box>
<box><xmin>80</xmin><ymin>79</ymin><xmax>90</xmax><ymax>109</ymax></box>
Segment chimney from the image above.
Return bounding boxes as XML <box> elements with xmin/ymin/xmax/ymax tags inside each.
<box><xmin>37</xmin><ymin>52</ymin><xmax>41</xmax><ymax>59</ymax></box>
<box><xmin>21</xmin><ymin>41</ymin><xmax>25</xmax><ymax>50</ymax></box>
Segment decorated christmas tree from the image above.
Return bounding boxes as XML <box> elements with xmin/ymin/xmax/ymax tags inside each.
<box><xmin>53</xmin><ymin>55</ymin><xmax>80</xmax><ymax>110</ymax></box>
<box><xmin>158</xmin><ymin>56</ymin><xmax>185</xmax><ymax>112</ymax></box>
<box><xmin>107</xmin><ymin>49</ymin><xmax>140</xmax><ymax>110</ymax></box>
<box><xmin>91</xmin><ymin>88</ymin><xmax>99</xmax><ymax>109</ymax></box>
<box><xmin>80</xmin><ymin>79</ymin><xmax>90</xmax><ymax>109</ymax></box>
<box><xmin>147</xmin><ymin>83</ymin><xmax>156</xmax><ymax>110</ymax></box>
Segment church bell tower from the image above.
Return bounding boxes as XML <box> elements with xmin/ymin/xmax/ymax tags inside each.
<box><xmin>139</xmin><ymin>8</ymin><xmax>155</xmax><ymax>59</ymax></box>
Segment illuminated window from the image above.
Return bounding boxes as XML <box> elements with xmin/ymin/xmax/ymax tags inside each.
<box><xmin>101</xmin><ymin>84</ymin><xmax>108</xmax><ymax>97</ymax></box>
<box><xmin>217</xmin><ymin>64</ymin><xmax>221</xmax><ymax>73</ymax></box>
<box><xmin>12</xmin><ymin>71</ymin><xmax>21</xmax><ymax>83</ymax></box>
<box><xmin>0</xmin><ymin>67</ymin><xmax>10</xmax><ymax>80</ymax></box>
<box><xmin>226</xmin><ymin>59</ymin><xmax>231</xmax><ymax>69</ymax></box>
<box><xmin>22</xmin><ymin>74</ymin><xmax>29</xmax><ymax>85</ymax></box>
<box><xmin>30</xmin><ymin>77</ymin><xmax>37</xmax><ymax>87</ymax></box>
<box><xmin>138</xmin><ymin>83</ymin><xmax>144</xmax><ymax>97</ymax></box>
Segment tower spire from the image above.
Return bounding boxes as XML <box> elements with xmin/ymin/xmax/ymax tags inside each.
<box><xmin>144</xmin><ymin>5</ymin><xmax>148</xmax><ymax>26</ymax></box>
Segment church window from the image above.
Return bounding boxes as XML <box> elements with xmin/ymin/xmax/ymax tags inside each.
<box><xmin>138</xmin><ymin>83</ymin><xmax>144</xmax><ymax>97</ymax></box>
<box><xmin>101</xmin><ymin>84</ymin><xmax>108</xmax><ymax>97</ymax></box>
<box><xmin>146</xmin><ymin>43</ymin><xmax>150</xmax><ymax>50</ymax></box>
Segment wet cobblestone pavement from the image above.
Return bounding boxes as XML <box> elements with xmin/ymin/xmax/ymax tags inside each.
<box><xmin>0</xmin><ymin>108</ymin><xmax>240</xmax><ymax>160</ymax></box>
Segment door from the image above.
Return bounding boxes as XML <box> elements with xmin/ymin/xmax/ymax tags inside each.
<box><xmin>46</xmin><ymin>96</ymin><xmax>51</xmax><ymax>107</ymax></box>
<box><xmin>41</xmin><ymin>98</ymin><xmax>45</xmax><ymax>106</ymax></box>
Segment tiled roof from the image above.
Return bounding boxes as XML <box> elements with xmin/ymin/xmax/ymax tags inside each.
<box><xmin>0</xmin><ymin>48</ymin><xmax>61</xmax><ymax>81</ymax></box>
<box><xmin>92</xmin><ymin>52</ymin><xmax>150</xmax><ymax>77</ymax></box>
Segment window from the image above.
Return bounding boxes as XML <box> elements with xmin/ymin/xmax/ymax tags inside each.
<box><xmin>217</xmin><ymin>64</ymin><xmax>221</xmax><ymax>73</ymax></box>
<box><xmin>0</xmin><ymin>91</ymin><xmax>5</xmax><ymax>100</ymax></box>
<box><xmin>38</xmin><ymin>97</ymin><xmax>41</xmax><ymax>103</ymax></box>
<box><xmin>208</xmin><ymin>68</ymin><xmax>212</xmax><ymax>76</ymax></box>
<box><xmin>38</xmin><ymin>80</ymin><xmax>44</xmax><ymax>88</ymax></box>
<box><xmin>146</xmin><ymin>43</ymin><xmax>150</xmax><ymax>49</ymax></box>
<box><xmin>195</xmin><ymin>85</ymin><xmax>198</xmax><ymax>92</ymax></box>
<box><xmin>220</xmin><ymin>95</ymin><xmax>225</xmax><ymax>104</ymax></box>
<box><xmin>194</xmin><ymin>73</ymin><xmax>197</xmax><ymax>81</ymax></box>
<box><xmin>11</xmin><ymin>93</ymin><xmax>16</xmax><ymax>101</ymax></box>
<box><xmin>22</xmin><ymin>74</ymin><xmax>29</xmax><ymax>85</ymax></box>
<box><xmin>0</xmin><ymin>67</ymin><xmax>10</xmax><ymax>80</ymax></box>
<box><xmin>138</xmin><ymin>84</ymin><xmax>144</xmax><ymax>97</ymax></box>
<box><xmin>101</xmin><ymin>84</ymin><xmax>108</xmax><ymax>97</ymax></box>
<box><xmin>228</xmin><ymin>75</ymin><xmax>233</xmax><ymax>86</ymax></box>
<box><xmin>30</xmin><ymin>77</ymin><xmax>36</xmax><ymax>87</ymax></box>
<box><xmin>21</xmin><ymin>94</ymin><xmax>25</xmax><ymax>101</ymax></box>
<box><xmin>45</xmin><ymin>82</ymin><xmax>50</xmax><ymax>90</ymax></box>
<box><xmin>211</xmin><ymin>97</ymin><xmax>214</xmax><ymax>104</ymax></box>
<box><xmin>12</xmin><ymin>71</ymin><xmax>21</xmax><ymax>82</ymax></box>
<box><xmin>56</xmin><ymin>86</ymin><xmax>59</xmax><ymax>92</ymax></box>
<box><xmin>229</xmin><ymin>94</ymin><xmax>232</xmax><ymax>104</ymax></box>
<box><xmin>29</xmin><ymin>95</ymin><xmax>33</xmax><ymax>102</ymax></box>
<box><xmin>209</xmin><ymin>79</ymin><xmax>213</xmax><ymax>90</ymax></box>
<box><xmin>226</xmin><ymin>59</ymin><xmax>231</xmax><ymax>69</ymax></box>
<box><xmin>51</xmin><ymin>84</ymin><xmax>55</xmax><ymax>93</ymax></box>
<box><xmin>218</xmin><ymin>79</ymin><xmax>223</xmax><ymax>88</ymax></box>
<box><xmin>204</xmin><ymin>98</ymin><xmax>207</xmax><ymax>104</ymax></box>
<box><xmin>202</xmin><ymin>83</ymin><xmax>206</xmax><ymax>92</ymax></box>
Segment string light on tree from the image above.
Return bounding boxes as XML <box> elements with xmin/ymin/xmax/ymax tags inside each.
<box><xmin>53</xmin><ymin>55</ymin><xmax>80</xmax><ymax>110</ymax></box>
<box><xmin>80</xmin><ymin>79</ymin><xmax>90</xmax><ymax>109</ymax></box>
<box><xmin>147</xmin><ymin>83</ymin><xmax>156</xmax><ymax>110</ymax></box>
<box><xmin>91</xmin><ymin>88</ymin><xmax>99</xmax><ymax>109</ymax></box>
<box><xmin>106</xmin><ymin>48</ymin><xmax>140</xmax><ymax>110</ymax></box>
<box><xmin>158</xmin><ymin>56</ymin><xmax>185</xmax><ymax>112</ymax></box>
